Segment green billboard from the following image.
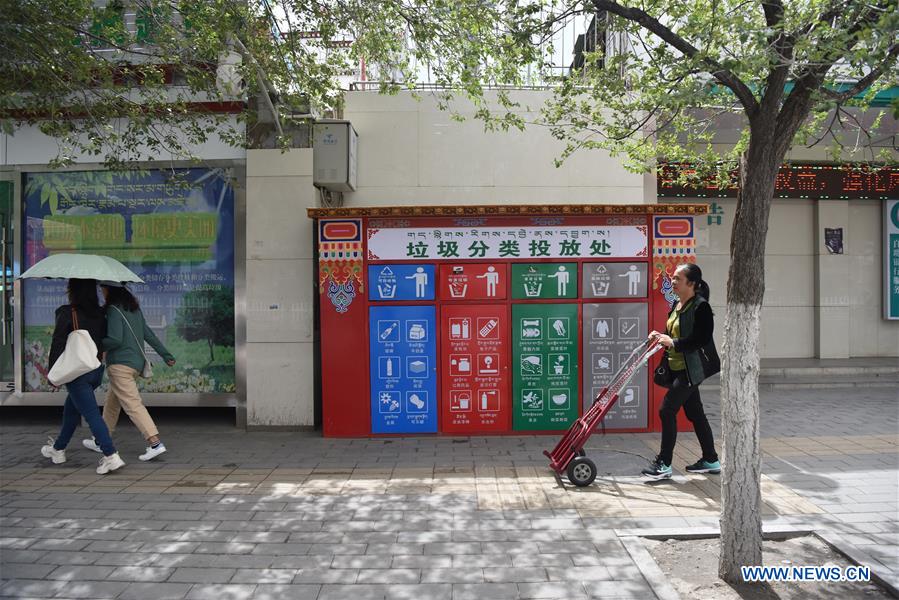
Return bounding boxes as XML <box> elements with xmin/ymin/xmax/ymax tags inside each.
<box><xmin>512</xmin><ymin>303</ymin><xmax>579</xmax><ymax>430</ymax></box>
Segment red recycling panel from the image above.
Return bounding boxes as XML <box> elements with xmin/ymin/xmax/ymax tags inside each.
<box><xmin>439</xmin><ymin>263</ymin><xmax>508</xmax><ymax>300</ymax></box>
<box><xmin>440</xmin><ymin>304</ymin><xmax>510</xmax><ymax>433</ymax></box>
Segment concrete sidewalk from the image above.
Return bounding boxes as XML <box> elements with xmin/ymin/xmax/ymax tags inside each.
<box><xmin>1</xmin><ymin>387</ymin><xmax>896</xmax><ymax>599</ymax></box>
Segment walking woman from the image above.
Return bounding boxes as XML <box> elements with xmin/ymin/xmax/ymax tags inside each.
<box><xmin>642</xmin><ymin>263</ymin><xmax>721</xmax><ymax>480</ymax></box>
<box><xmin>41</xmin><ymin>279</ymin><xmax>125</xmax><ymax>475</ymax></box>
<box><xmin>83</xmin><ymin>283</ymin><xmax>175</xmax><ymax>461</ymax></box>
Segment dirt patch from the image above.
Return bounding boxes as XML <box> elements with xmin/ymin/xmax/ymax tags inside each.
<box><xmin>645</xmin><ymin>535</ymin><xmax>891</xmax><ymax>599</ymax></box>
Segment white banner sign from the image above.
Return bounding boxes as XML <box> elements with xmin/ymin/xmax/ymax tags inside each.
<box><xmin>367</xmin><ymin>226</ymin><xmax>648</xmax><ymax>260</ymax></box>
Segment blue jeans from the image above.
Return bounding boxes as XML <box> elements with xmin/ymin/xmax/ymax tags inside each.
<box><xmin>53</xmin><ymin>366</ymin><xmax>116</xmax><ymax>456</ymax></box>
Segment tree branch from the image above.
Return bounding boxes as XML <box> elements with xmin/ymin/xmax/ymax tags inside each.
<box><xmin>591</xmin><ymin>0</ymin><xmax>759</xmax><ymax>116</ymax></box>
<box><xmin>822</xmin><ymin>43</ymin><xmax>899</xmax><ymax>102</ymax></box>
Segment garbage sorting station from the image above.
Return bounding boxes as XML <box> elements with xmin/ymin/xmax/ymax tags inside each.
<box><xmin>308</xmin><ymin>204</ymin><xmax>708</xmax><ymax>437</ymax></box>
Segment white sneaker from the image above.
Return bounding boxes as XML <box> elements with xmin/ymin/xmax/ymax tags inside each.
<box><xmin>40</xmin><ymin>438</ymin><xmax>66</xmax><ymax>464</ymax></box>
<box><xmin>96</xmin><ymin>452</ymin><xmax>125</xmax><ymax>474</ymax></box>
<box><xmin>139</xmin><ymin>443</ymin><xmax>166</xmax><ymax>461</ymax></box>
<box><xmin>82</xmin><ymin>438</ymin><xmax>102</xmax><ymax>453</ymax></box>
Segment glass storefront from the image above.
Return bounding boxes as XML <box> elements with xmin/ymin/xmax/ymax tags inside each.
<box><xmin>20</xmin><ymin>168</ymin><xmax>236</xmax><ymax>394</ymax></box>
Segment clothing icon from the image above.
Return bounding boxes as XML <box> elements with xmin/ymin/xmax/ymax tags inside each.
<box><xmin>593</xmin><ymin>318</ymin><xmax>612</xmax><ymax>339</ymax></box>
<box><xmin>476</xmin><ymin>266</ymin><xmax>500</xmax><ymax>297</ymax></box>
<box><xmin>618</xmin><ymin>265</ymin><xmax>642</xmax><ymax>295</ymax></box>
<box><xmin>405</xmin><ymin>266</ymin><xmax>429</xmax><ymax>298</ymax></box>
<box><xmin>547</xmin><ymin>265</ymin><xmax>570</xmax><ymax>296</ymax></box>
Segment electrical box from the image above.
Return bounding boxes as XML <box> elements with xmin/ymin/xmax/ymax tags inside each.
<box><xmin>313</xmin><ymin>120</ymin><xmax>358</xmax><ymax>192</ymax></box>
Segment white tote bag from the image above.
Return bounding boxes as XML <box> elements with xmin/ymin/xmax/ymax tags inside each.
<box><xmin>47</xmin><ymin>308</ymin><xmax>101</xmax><ymax>386</ymax></box>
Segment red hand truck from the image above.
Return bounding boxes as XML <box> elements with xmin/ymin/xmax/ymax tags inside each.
<box><xmin>544</xmin><ymin>339</ymin><xmax>664</xmax><ymax>487</ymax></box>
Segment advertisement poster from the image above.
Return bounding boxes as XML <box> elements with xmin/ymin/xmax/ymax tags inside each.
<box><xmin>440</xmin><ymin>304</ymin><xmax>508</xmax><ymax>433</ymax></box>
<box><xmin>512</xmin><ymin>303</ymin><xmax>579</xmax><ymax>431</ymax></box>
<box><xmin>369</xmin><ymin>305</ymin><xmax>438</xmax><ymax>434</ymax></box>
<box><xmin>22</xmin><ymin>169</ymin><xmax>235</xmax><ymax>393</ymax></box>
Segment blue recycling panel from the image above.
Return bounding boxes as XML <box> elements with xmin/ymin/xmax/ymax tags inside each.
<box><xmin>368</xmin><ymin>264</ymin><xmax>435</xmax><ymax>301</ymax></box>
<box><xmin>369</xmin><ymin>305</ymin><xmax>438</xmax><ymax>434</ymax></box>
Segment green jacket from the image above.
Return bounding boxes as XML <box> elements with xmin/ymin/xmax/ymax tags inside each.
<box><xmin>103</xmin><ymin>306</ymin><xmax>175</xmax><ymax>372</ymax></box>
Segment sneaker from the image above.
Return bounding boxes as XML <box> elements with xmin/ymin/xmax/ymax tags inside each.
<box><xmin>641</xmin><ymin>456</ymin><xmax>673</xmax><ymax>480</ymax></box>
<box><xmin>139</xmin><ymin>443</ymin><xmax>166</xmax><ymax>462</ymax></box>
<box><xmin>40</xmin><ymin>438</ymin><xmax>66</xmax><ymax>464</ymax></box>
<box><xmin>685</xmin><ymin>459</ymin><xmax>721</xmax><ymax>474</ymax></box>
<box><xmin>96</xmin><ymin>453</ymin><xmax>125</xmax><ymax>475</ymax></box>
<box><xmin>82</xmin><ymin>438</ymin><xmax>102</xmax><ymax>453</ymax></box>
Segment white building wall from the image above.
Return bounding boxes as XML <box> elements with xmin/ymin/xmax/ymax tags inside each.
<box><xmin>342</xmin><ymin>91</ymin><xmax>650</xmax><ymax>206</ymax></box>
<box><xmin>245</xmin><ymin>149</ymin><xmax>317</xmax><ymax>427</ymax></box>
<box><xmin>686</xmin><ymin>196</ymin><xmax>897</xmax><ymax>358</ymax></box>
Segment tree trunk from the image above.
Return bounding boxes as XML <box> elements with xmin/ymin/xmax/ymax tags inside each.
<box><xmin>208</xmin><ymin>339</ymin><xmax>215</xmax><ymax>363</ymax></box>
<box><xmin>718</xmin><ymin>141</ymin><xmax>781</xmax><ymax>582</ymax></box>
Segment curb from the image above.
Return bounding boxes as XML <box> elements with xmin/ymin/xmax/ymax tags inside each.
<box><xmin>617</xmin><ymin>526</ymin><xmax>899</xmax><ymax>599</ymax></box>
<box><xmin>619</xmin><ymin>535</ymin><xmax>681</xmax><ymax>600</ymax></box>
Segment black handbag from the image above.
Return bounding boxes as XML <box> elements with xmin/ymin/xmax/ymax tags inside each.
<box><xmin>700</xmin><ymin>341</ymin><xmax>721</xmax><ymax>378</ymax></box>
<box><xmin>653</xmin><ymin>352</ymin><xmax>674</xmax><ymax>388</ymax></box>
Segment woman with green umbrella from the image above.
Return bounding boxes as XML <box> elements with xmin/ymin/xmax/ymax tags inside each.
<box><xmin>40</xmin><ymin>279</ymin><xmax>125</xmax><ymax>475</ymax></box>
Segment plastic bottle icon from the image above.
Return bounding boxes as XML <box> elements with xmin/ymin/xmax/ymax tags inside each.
<box><xmin>481</xmin><ymin>392</ymin><xmax>488</xmax><ymax>410</ymax></box>
<box><xmin>462</xmin><ymin>318</ymin><xmax>470</xmax><ymax>339</ymax></box>
<box><xmin>386</xmin><ymin>358</ymin><xmax>393</xmax><ymax>377</ymax></box>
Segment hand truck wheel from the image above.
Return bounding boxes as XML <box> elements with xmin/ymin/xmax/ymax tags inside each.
<box><xmin>566</xmin><ymin>456</ymin><xmax>597</xmax><ymax>487</ymax></box>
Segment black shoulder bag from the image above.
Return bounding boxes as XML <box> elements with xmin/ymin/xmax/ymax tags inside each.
<box><xmin>653</xmin><ymin>352</ymin><xmax>673</xmax><ymax>388</ymax></box>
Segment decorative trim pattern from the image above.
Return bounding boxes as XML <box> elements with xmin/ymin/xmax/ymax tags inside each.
<box><xmin>308</xmin><ymin>203</ymin><xmax>709</xmax><ymax>219</ymax></box>
<box><xmin>318</xmin><ymin>219</ymin><xmax>364</xmax><ymax>313</ymax></box>
<box><xmin>652</xmin><ymin>216</ymin><xmax>696</xmax><ymax>303</ymax></box>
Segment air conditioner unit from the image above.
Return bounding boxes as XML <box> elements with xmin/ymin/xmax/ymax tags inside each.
<box><xmin>313</xmin><ymin>120</ymin><xmax>358</xmax><ymax>192</ymax></box>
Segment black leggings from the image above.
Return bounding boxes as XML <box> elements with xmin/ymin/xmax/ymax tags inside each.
<box><xmin>658</xmin><ymin>370</ymin><xmax>718</xmax><ymax>465</ymax></box>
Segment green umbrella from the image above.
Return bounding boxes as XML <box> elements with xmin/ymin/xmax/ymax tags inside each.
<box><xmin>19</xmin><ymin>253</ymin><xmax>144</xmax><ymax>283</ymax></box>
